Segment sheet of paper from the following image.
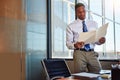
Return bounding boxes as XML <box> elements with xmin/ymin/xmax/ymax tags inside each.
<box><xmin>77</xmin><ymin>23</ymin><xmax>109</xmax><ymax>44</ymax></box>
<box><xmin>72</xmin><ymin>72</ymin><xmax>100</xmax><ymax>78</ymax></box>
<box><xmin>78</xmin><ymin>30</ymin><xmax>96</xmax><ymax>44</ymax></box>
<box><xmin>95</xmin><ymin>23</ymin><xmax>109</xmax><ymax>42</ymax></box>
<box><xmin>99</xmin><ymin>70</ymin><xmax>111</xmax><ymax>74</ymax></box>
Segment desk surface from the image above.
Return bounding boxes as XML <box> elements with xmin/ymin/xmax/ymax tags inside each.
<box><xmin>58</xmin><ymin>76</ymin><xmax>110</xmax><ymax>80</ymax></box>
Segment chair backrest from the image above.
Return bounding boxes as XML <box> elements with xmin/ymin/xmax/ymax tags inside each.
<box><xmin>41</xmin><ymin>59</ymin><xmax>71</xmax><ymax>80</ymax></box>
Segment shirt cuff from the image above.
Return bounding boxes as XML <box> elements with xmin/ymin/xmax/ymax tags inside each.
<box><xmin>95</xmin><ymin>41</ymin><xmax>101</xmax><ymax>45</ymax></box>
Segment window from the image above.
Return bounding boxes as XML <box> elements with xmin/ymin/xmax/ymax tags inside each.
<box><xmin>26</xmin><ymin>0</ymin><xmax>47</xmax><ymax>52</ymax></box>
<box><xmin>85</xmin><ymin>0</ymin><xmax>120</xmax><ymax>59</ymax></box>
<box><xmin>90</xmin><ymin>0</ymin><xmax>102</xmax><ymax>15</ymax></box>
<box><xmin>115</xmin><ymin>0</ymin><xmax>120</xmax><ymax>23</ymax></box>
<box><xmin>51</xmin><ymin>0</ymin><xmax>75</xmax><ymax>58</ymax></box>
<box><xmin>51</xmin><ymin>0</ymin><xmax>120</xmax><ymax>59</ymax></box>
<box><xmin>92</xmin><ymin>14</ymin><xmax>104</xmax><ymax>57</ymax></box>
<box><xmin>105</xmin><ymin>20</ymin><xmax>115</xmax><ymax>57</ymax></box>
<box><xmin>26</xmin><ymin>0</ymin><xmax>47</xmax><ymax>80</ymax></box>
<box><xmin>115</xmin><ymin>23</ymin><xmax>120</xmax><ymax>56</ymax></box>
<box><xmin>92</xmin><ymin>15</ymin><xmax>102</xmax><ymax>27</ymax></box>
<box><xmin>114</xmin><ymin>0</ymin><xmax>120</xmax><ymax>58</ymax></box>
<box><xmin>105</xmin><ymin>0</ymin><xmax>113</xmax><ymax>20</ymax></box>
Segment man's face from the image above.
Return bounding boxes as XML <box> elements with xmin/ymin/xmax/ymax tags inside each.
<box><xmin>76</xmin><ymin>6</ymin><xmax>86</xmax><ymax>20</ymax></box>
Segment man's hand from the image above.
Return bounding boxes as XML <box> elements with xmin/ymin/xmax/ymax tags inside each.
<box><xmin>74</xmin><ymin>42</ymin><xmax>84</xmax><ymax>49</ymax></box>
<box><xmin>99</xmin><ymin>37</ymin><xmax>106</xmax><ymax>44</ymax></box>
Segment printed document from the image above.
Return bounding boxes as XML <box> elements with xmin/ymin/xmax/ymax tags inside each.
<box><xmin>78</xmin><ymin>23</ymin><xmax>109</xmax><ymax>44</ymax></box>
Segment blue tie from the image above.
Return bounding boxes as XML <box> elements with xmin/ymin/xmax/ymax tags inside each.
<box><xmin>82</xmin><ymin>21</ymin><xmax>90</xmax><ymax>51</ymax></box>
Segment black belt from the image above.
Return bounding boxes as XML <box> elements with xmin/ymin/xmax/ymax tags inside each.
<box><xmin>75</xmin><ymin>48</ymin><xmax>94</xmax><ymax>51</ymax></box>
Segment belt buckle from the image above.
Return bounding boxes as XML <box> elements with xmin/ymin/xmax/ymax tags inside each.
<box><xmin>84</xmin><ymin>49</ymin><xmax>93</xmax><ymax>51</ymax></box>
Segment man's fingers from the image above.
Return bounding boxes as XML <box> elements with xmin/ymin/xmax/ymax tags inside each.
<box><xmin>78</xmin><ymin>41</ymin><xmax>84</xmax><ymax>45</ymax></box>
<box><xmin>74</xmin><ymin>42</ymin><xmax>85</xmax><ymax>48</ymax></box>
<box><xmin>99</xmin><ymin>37</ymin><xmax>106</xmax><ymax>44</ymax></box>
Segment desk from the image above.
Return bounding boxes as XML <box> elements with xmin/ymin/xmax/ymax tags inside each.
<box><xmin>58</xmin><ymin>76</ymin><xmax>110</xmax><ymax>80</ymax></box>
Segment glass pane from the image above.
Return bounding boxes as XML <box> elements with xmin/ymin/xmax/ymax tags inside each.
<box><xmin>115</xmin><ymin>23</ymin><xmax>120</xmax><ymax>54</ymax></box>
<box><xmin>26</xmin><ymin>0</ymin><xmax>47</xmax><ymax>80</ymax></box>
<box><xmin>27</xmin><ymin>22</ymin><xmax>46</xmax><ymax>51</ymax></box>
<box><xmin>90</xmin><ymin>0</ymin><xmax>102</xmax><ymax>15</ymax></box>
<box><xmin>69</xmin><ymin>0</ymin><xmax>75</xmax><ymax>2</ymax></box>
<box><xmin>92</xmin><ymin>15</ymin><xmax>102</xmax><ymax>27</ymax></box>
<box><xmin>105</xmin><ymin>0</ymin><xmax>113</xmax><ymax>20</ymax></box>
<box><xmin>115</xmin><ymin>0</ymin><xmax>120</xmax><ymax>23</ymax></box>
<box><xmin>105</xmin><ymin>20</ymin><xmax>115</xmax><ymax>57</ymax></box>
<box><xmin>52</xmin><ymin>0</ymin><xmax>75</xmax><ymax>58</ymax></box>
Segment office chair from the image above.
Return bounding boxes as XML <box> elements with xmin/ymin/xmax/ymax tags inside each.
<box><xmin>41</xmin><ymin>59</ymin><xmax>71</xmax><ymax>80</ymax></box>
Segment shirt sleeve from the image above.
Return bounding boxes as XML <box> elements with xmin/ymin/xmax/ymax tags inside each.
<box><xmin>66</xmin><ymin>25</ymin><xmax>75</xmax><ymax>50</ymax></box>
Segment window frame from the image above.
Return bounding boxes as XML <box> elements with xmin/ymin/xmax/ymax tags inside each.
<box><xmin>49</xmin><ymin>0</ymin><xmax>120</xmax><ymax>60</ymax></box>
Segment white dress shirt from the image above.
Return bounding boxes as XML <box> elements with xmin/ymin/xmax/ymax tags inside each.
<box><xmin>66</xmin><ymin>19</ymin><xmax>99</xmax><ymax>50</ymax></box>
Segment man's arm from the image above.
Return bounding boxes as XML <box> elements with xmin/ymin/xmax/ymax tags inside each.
<box><xmin>95</xmin><ymin>37</ymin><xmax>106</xmax><ymax>45</ymax></box>
<box><xmin>66</xmin><ymin>26</ymin><xmax>75</xmax><ymax>49</ymax></box>
<box><xmin>66</xmin><ymin>26</ymin><xmax>84</xmax><ymax>49</ymax></box>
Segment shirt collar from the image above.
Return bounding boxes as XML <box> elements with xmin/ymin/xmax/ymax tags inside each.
<box><xmin>76</xmin><ymin>18</ymin><xmax>88</xmax><ymax>22</ymax></box>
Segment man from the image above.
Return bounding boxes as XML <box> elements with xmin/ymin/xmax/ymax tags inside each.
<box><xmin>66</xmin><ymin>3</ymin><xmax>105</xmax><ymax>73</ymax></box>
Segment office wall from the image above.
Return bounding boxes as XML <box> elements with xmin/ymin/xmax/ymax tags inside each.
<box><xmin>0</xmin><ymin>53</ymin><xmax>25</xmax><ymax>80</ymax></box>
<box><xmin>0</xmin><ymin>18</ymin><xmax>26</xmax><ymax>80</ymax></box>
<box><xmin>0</xmin><ymin>19</ymin><xmax>26</xmax><ymax>80</ymax></box>
<box><xmin>0</xmin><ymin>0</ymin><xmax>47</xmax><ymax>80</ymax></box>
<box><xmin>0</xmin><ymin>0</ymin><xmax>25</xmax><ymax>20</ymax></box>
<box><xmin>0</xmin><ymin>0</ymin><xmax>26</xmax><ymax>80</ymax></box>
